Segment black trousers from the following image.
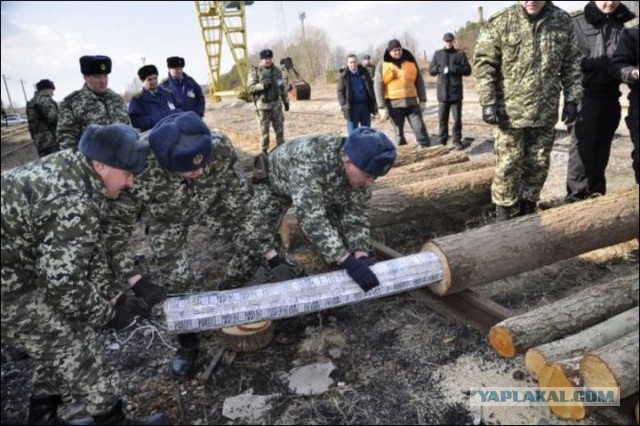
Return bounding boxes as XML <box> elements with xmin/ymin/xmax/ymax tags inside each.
<box><xmin>626</xmin><ymin>104</ymin><xmax>639</xmax><ymax>184</ymax></box>
<box><xmin>437</xmin><ymin>101</ymin><xmax>462</xmax><ymax>145</ymax></box>
<box><xmin>566</xmin><ymin>94</ymin><xmax>620</xmax><ymax>198</ymax></box>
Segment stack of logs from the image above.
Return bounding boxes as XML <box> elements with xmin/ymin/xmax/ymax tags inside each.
<box><xmin>488</xmin><ymin>277</ymin><xmax>639</xmax><ymax>421</ymax></box>
<box><xmin>280</xmin><ymin>145</ymin><xmax>495</xmax><ymax>249</ymax></box>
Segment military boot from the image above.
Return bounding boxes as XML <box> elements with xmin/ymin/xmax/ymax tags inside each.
<box><xmin>519</xmin><ymin>200</ymin><xmax>537</xmax><ymax>216</ymax></box>
<box><xmin>495</xmin><ymin>205</ymin><xmax>512</xmax><ymax>222</ymax></box>
<box><xmin>170</xmin><ymin>333</ymin><xmax>199</xmax><ymax>381</ymax></box>
<box><xmin>28</xmin><ymin>395</ymin><xmax>65</xmax><ymax>425</ymax></box>
<box><xmin>69</xmin><ymin>400</ymin><xmax>167</xmax><ymax>425</ymax></box>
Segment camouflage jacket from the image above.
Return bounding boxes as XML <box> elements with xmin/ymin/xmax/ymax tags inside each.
<box><xmin>57</xmin><ymin>84</ymin><xmax>130</xmax><ymax>151</ymax></box>
<box><xmin>103</xmin><ymin>131</ymin><xmax>251</xmax><ymax>279</ymax></box>
<box><xmin>27</xmin><ymin>92</ymin><xmax>59</xmax><ymax>152</ymax></box>
<box><xmin>473</xmin><ymin>2</ymin><xmax>583</xmax><ymax>128</ymax></box>
<box><xmin>269</xmin><ymin>135</ymin><xmax>372</xmax><ymax>264</ymax></box>
<box><xmin>1</xmin><ymin>150</ymin><xmax>116</xmax><ymax>325</ymax></box>
<box><xmin>248</xmin><ymin>65</ymin><xmax>289</xmax><ymax>110</ymax></box>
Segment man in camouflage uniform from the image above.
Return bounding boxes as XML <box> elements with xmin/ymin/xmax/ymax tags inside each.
<box><xmin>102</xmin><ymin>111</ymin><xmax>251</xmax><ymax>381</ymax></box>
<box><xmin>225</xmin><ymin>127</ymin><xmax>397</xmax><ymax>294</ymax></box>
<box><xmin>57</xmin><ymin>55</ymin><xmax>130</xmax><ymax>151</ymax></box>
<box><xmin>26</xmin><ymin>79</ymin><xmax>59</xmax><ymax>157</ymax></box>
<box><xmin>473</xmin><ymin>1</ymin><xmax>583</xmax><ymax>221</ymax></box>
<box><xmin>1</xmin><ymin>124</ymin><xmax>166</xmax><ymax>425</ymax></box>
<box><xmin>248</xmin><ymin>49</ymin><xmax>290</xmax><ymax>154</ymax></box>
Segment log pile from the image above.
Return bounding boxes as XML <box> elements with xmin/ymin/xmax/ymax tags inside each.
<box><xmin>487</xmin><ymin>274</ymin><xmax>639</xmax><ymax>420</ymax></box>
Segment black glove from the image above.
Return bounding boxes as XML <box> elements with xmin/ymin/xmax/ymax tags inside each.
<box><xmin>132</xmin><ymin>275</ymin><xmax>166</xmax><ymax>307</ymax></box>
<box><xmin>268</xmin><ymin>255</ymin><xmax>305</xmax><ymax>282</ymax></box>
<box><xmin>262</xmin><ymin>81</ymin><xmax>271</xmax><ymax>91</ymax></box>
<box><xmin>284</xmin><ymin>102</ymin><xmax>290</xmax><ymax>112</ymax></box>
<box><xmin>342</xmin><ymin>254</ymin><xmax>380</xmax><ymax>292</ymax></box>
<box><xmin>561</xmin><ymin>102</ymin><xmax>578</xmax><ymax>125</ymax></box>
<box><xmin>482</xmin><ymin>104</ymin><xmax>498</xmax><ymax>125</ymax></box>
<box><xmin>105</xmin><ymin>294</ymin><xmax>136</xmax><ymax>330</ymax></box>
<box><xmin>124</xmin><ymin>296</ymin><xmax>152</xmax><ymax>319</ymax></box>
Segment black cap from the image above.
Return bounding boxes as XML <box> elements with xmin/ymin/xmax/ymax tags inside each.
<box><xmin>260</xmin><ymin>49</ymin><xmax>273</xmax><ymax>59</ymax></box>
<box><xmin>138</xmin><ymin>65</ymin><xmax>159</xmax><ymax>81</ymax></box>
<box><xmin>387</xmin><ymin>39</ymin><xmax>402</xmax><ymax>50</ymax></box>
<box><xmin>80</xmin><ymin>55</ymin><xmax>112</xmax><ymax>75</ymax></box>
<box><xmin>363</xmin><ymin>54</ymin><xmax>371</xmax><ymax>60</ymax></box>
<box><xmin>443</xmin><ymin>32</ymin><xmax>455</xmax><ymax>41</ymax></box>
<box><xmin>167</xmin><ymin>56</ymin><xmax>185</xmax><ymax>68</ymax></box>
<box><xmin>36</xmin><ymin>79</ymin><xmax>55</xmax><ymax>91</ymax></box>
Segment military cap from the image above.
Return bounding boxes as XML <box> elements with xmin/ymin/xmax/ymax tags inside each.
<box><xmin>79</xmin><ymin>123</ymin><xmax>149</xmax><ymax>173</ymax></box>
<box><xmin>344</xmin><ymin>127</ymin><xmax>396</xmax><ymax>177</ymax></box>
<box><xmin>387</xmin><ymin>39</ymin><xmax>402</xmax><ymax>50</ymax></box>
<box><xmin>167</xmin><ymin>56</ymin><xmax>185</xmax><ymax>68</ymax></box>
<box><xmin>149</xmin><ymin>111</ymin><xmax>213</xmax><ymax>172</ymax></box>
<box><xmin>80</xmin><ymin>55</ymin><xmax>112</xmax><ymax>75</ymax></box>
<box><xmin>259</xmin><ymin>49</ymin><xmax>273</xmax><ymax>59</ymax></box>
<box><xmin>36</xmin><ymin>79</ymin><xmax>55</xmax><ymax>91</ymax></box>
<box><xmin>443</xmin><ymin>32</ymin><xmax>455</xmax><ymax>41</ymax></box>
<box><xmin>138</xmin><ymin>65</ymin><xmax>159</xmax><ymax>81</ymax></box>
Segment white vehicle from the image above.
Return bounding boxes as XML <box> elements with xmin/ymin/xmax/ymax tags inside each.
<box><xmin>3</xmin><ymin>113</ymin><xmax>28</xmax><ymax>126</ymax></box>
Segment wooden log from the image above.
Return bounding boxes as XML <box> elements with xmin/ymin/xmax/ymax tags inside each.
<box><xmin>487</xmin><ymin>274</ymin><xmax>638</xmax><ymax>358</ymax></box>
<box><xmin>374</xmin><ymin>153</ymin><xmax>494</xmax><ymax>189</ymax></box>
<box><xmin>538</xmin><ymin>356</ymin><xmax>588</xmax><ymax>420</ymax></box>
<box><xmin>525</xmin><ymin>306</ymin><xmax>639</xmax><ymax>380</ymax></box>
<box><xmin>386</xmin><ymin>150</ymin><xmax>469</xmax><ymax>175</ymax></box>
<box><xmin>280</xmin><ymin>166</ymin><xmax>494</xmax><ymax>249</ymax></box>
<box><xmin>393</xmin><ymin>144</ymin><xmax>453</xmax><ymax>168</ymax></box>
<box><xmin>424</xmin><ymin>187</ymin><xmax>639</xmax><ymax>296</ymax></box>
<box><xmin>581</xmin><ymin>330</ymin><xmax>639</xmax><ymax>399</ymax></box>
<box><xmin>219</xmin><ymin>321</ymin><xmax>274</xmax><ymax>352</ymax></box>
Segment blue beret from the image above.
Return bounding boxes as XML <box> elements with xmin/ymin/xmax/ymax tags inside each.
<box><xmin>344</xmin><ymin>127</ymin><xmax>396</xmax><ymax>177</ymax></box>
<box><xmin>79</xmin><ymin>124</ymin><xmax>148</xmax><ymax>173</ymax></box>
<box><xmin>80</xmin><ymin>55</ymin><xmax>112</xmax><ymax>75</ymax></box>
<box><xmin>36</xmin><ymin>79</ymin><xmax>55</xmax><ymax>91</ymax></box>
<box><xmin>167</xmin><ymin>56</ymin><xmax>185</xmax><ymax>68</ymax></box>
<box><xmin>260</xmin><ymin>49</ymin><xmax>273</xmax><ymax>59</ymax></box>
<box><xmin>148</xmin><ymin>111</ymin><xmax>213</xmax><ymax>172</ymax></box>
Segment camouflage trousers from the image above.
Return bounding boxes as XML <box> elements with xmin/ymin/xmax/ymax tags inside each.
<box><xmin>257</xmin><ymin>104</ymin><xmax>285</xmax><ymax>154</ymax></box>
<box><xmin>1</xmin><ymin>267</ymin><xmax>121</xmax><ymax>414</ymax></box>
<box><xmin>225</xmin><ymin>183</ymin><xmax>291</xmax><ymax>283</ymax></box>
<box><xmin>492</xmin><ymin>125</ymin><xmax>555</xmax><ymax>207</ymax></box>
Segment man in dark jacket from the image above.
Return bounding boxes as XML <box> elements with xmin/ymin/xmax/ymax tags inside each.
<box><xmin>337</xmin><ymin>54</ymin><xmax>377</xmax><ymax>133</ymax></box>
<box><xmin>610</xmin><ymin>24</ymin><xmax>639</xmax><ymax>184</ymax></box>
<box><xmin>428</xmin><ymin>32</ymin><xmax>472</xmax><ymax>150</ymax></box>
<box><xmin>565</xmin><ymin>1</ymin><xmax>635</xmax><ymax>201</ymax></box>
<box><xmin>128</xmin><ymin>64</ymin><xmax>179</xmax><ymax>131</ymax></box>
<box><xmin>160</xmin><ymin>56</ymin><xmax>205</xmax><ymax>118</ymax></box>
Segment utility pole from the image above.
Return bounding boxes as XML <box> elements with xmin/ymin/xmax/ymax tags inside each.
<box><xmin>141</xmin><ymin>57</ymin><xmax>146</xmax><ymax>65</ymax></box>
<box><xmin>2</xmin><ymin>74</ymin><xmax>15</xmax><ymax>113</ymax></box>
<box><xmin>20</xmin><ymin>79</ymin><xmax>28</xmax><ymax>104</ymax></box>
<box><xmin>299</xmin><ymin>11</ymin><xmax>306</xmax><ymax>39</ymax></box>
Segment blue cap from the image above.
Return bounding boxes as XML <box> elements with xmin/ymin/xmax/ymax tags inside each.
<box><xmin>148</xmin><ymin>111</ymin><xmax>213</xmax><ymax>172</ymax></box>
<box><xmin>260</xmin><ymin>49</ymin><xmax>273</xmax><ymax>59</ymax></box>
<box><xmin>79</xmin><ymin>124</ymin><xmax>148</xmax><ymax>173</ymax></box>
<box><xmin>80</xmin><ymin>55</ymin><xmax>112</xmax><ymax>75</ymax></box>
<box><xmin>344</xmin><ymin>127</ymin><xmax>396</xmax><ymax>177</ymax></box>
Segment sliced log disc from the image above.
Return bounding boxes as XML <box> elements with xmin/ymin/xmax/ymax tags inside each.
<box><xmin>525</xmin><ymin>307</ymin><xmax>639</xmax><ymax>379</ymax></box>
<box><xmin>538</xmin><ymin>357</ymin><xmax>587</xmax><ymax>420</ymax></box>
<box><xmin>220</xmin><ymin>320</ymin><xmax>274</xmax><ymax>352</ymax></box>
<box><xmin>581</xmin><ymin>330</ymin><xmax>639</xmax><ymax>400</ymax></box>
<box><xmin>487</xmin><ymin>275</ymin><xmax>638</xmax><ymax>358</ymax></box>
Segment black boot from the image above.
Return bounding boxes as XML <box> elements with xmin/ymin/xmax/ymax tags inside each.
<box><xmin>70</xmin><ymin>400</ymin><xmax>167</xmax><ymax>425</ymax></box>
<box><xmin>519</xmin><ymin>200</ymin><xmax>537</xmax><ymax>216</ymax></box>
<box><xmin>28</xmin><ymin>395</ymin><xmax>65</xmax><ymax>425</ymax></box>
<box><xmin>170</xmin><ymin>333</ymin><xmax>199</xmax><ymax>380</ymax></box>
<box><xmin>495</xmin><ymin>205</ymin><xmax>512</xmax><ymax>222</ymax></box>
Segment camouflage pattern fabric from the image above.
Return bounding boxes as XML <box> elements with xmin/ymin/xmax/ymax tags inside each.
<box><xmin>226</xmin><ymin>135</ymin><xmax>372</xmax><ymax>283</ymax></box>
<box><xmin>473</xmin><ymin>3</ymin><xmax>582</xmax><ymax>129</ymax></box>
<box><xmin>248</xmin><ymin>65</ymin><xmax>289</xmax><ymax>153</ymax></box>
<box><xmin>1</xmin><ymin>150</ymin><xmax>123</xmax><ymax>414</ymax></box>
<box><xmin>103</xmin><ymin>131</ymin><xmax>251</xmax><ymax>292</ymax></box>
<box><xmin>492</xmin><ymin>125</ymin><xmax>556</xmax><ymax>206</ymax></box>
<box><xmin>57</xmin><ymin>85</ymin><xmax>130</xmax><ymax>151</ymax></box>
<box><xmin>26</xmin><ymin>92</ymin><xmax>59</xmax><ymax>156</ymax></box>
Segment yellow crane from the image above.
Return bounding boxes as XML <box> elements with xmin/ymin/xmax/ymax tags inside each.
<box><xmin>194</xmin><ymin>1</ymin><xmax>253</xmax><ymax>102</ymax></box>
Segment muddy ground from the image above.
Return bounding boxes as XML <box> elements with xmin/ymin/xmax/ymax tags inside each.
<box><xmin>1</xmin><ymin>80</ymin><xmax>638</xmax><ymax>425</ymax></box>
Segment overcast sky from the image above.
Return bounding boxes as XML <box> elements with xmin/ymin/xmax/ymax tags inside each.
<box><xmin>1</xmin><ymin>1</ymin><xmax>586</xmax><ymax>108</ymax></box>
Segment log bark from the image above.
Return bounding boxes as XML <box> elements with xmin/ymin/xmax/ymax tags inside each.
<box><xmin>424</xmin><ymin>187</ymin><xmax>639</xmax><ymax>296</ymax></box>
<box><xmin>581</xmin><ymin>330</ymin><xmax>639</xmax><ymax>399</ymax></box>
<box><xmin>392</xmin><ymin>144</ymin><xmax>453</xmax><ymax>168</ymax></box>
<box><xmin>538</xmin><ymin>356</ymin><xmax>588</xmax><ymax>420</ymax></box>
<box><xmin>386</xmin><ymin>150</ymin><xmax>469</xmax><ymax>175</ymax></box>
<box><xmin>525</xmin><ymin>306</ymin><xmax>639</xmax><ymax>379</ymax></box>
<box><xmin>374</xmin><ymin>153</ymin><xmax>494</xmax><ymax>189</ymax></box>
<box><xmin>487</xmin><ymin>274</ymin><xmax>639</xmax><ymax>358</ymax></box>
<box><xmin>280</xmin><ymin>167</ymin><xmax>494</xmax><ymax>249</ymax></box>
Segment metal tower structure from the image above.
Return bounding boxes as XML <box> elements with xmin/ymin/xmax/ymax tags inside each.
<box><xmin>195</xmin><ymin>1</ymin><xmax>253</xmax><ymax>102</ymax></box>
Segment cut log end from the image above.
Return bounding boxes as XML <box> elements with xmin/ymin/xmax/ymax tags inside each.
<box><xmin>538</xmin><ymin>364</ymin><xmax>586</xmax><ymax>420</ymax></box>
<box><xmin>220</xmin><ymin>321</ymin><xmax>274</xmax><ymax>352</ymax></box>
<box><xmin>524</xmin><ymin>348</ymin><xmax>546</xmax><ymax>380</ymax></box>
<box><xmin>488</xmin><ymin>325</ymin><xmax>516</xmax><ymax>358</ymax></box>
<box><xmin>421</xmin><ymin>241</ymin><xmax>451</xmax><ymax>296</ymax></box>
<box><xmin>581</xmin><ymin>354</ymin><xmax>620</xmax><ymax>390</ymax></box>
